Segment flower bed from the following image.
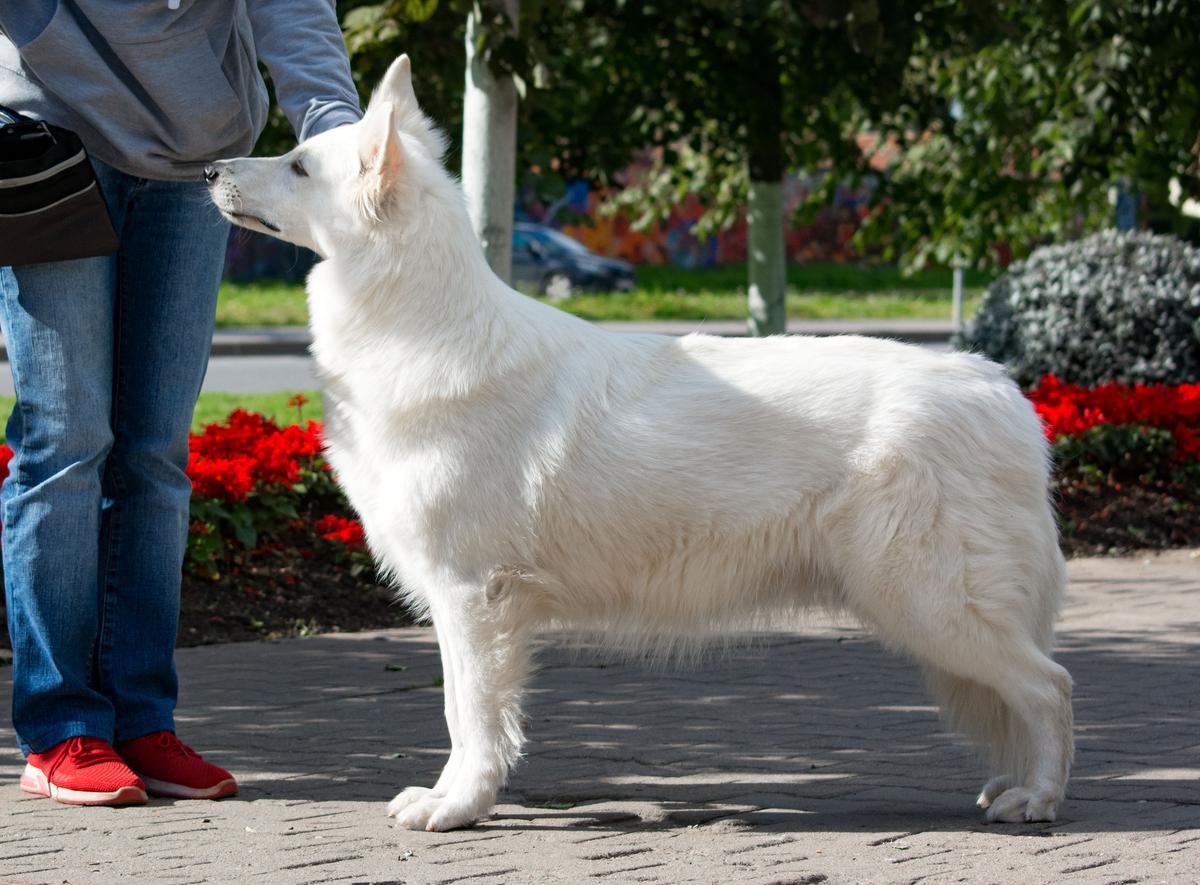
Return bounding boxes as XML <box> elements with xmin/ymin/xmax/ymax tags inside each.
<box><xmin>183</xmin><ymin>402</ymin><xmax>360</xmax><ymax>574</ymax></box>
<box><xmin>0</xmin><ymin>399</ymin><xmax>410</xmax><ymax>652</ymax></box>
<box><xmin>177</xmin><ymin>399</ymin><xmax>408</xmax><ymax>644</ymax></box>
<box><xmin>1030</xmin><ymin>376</ymin><xmax>1200</xmax><ymax>554</ymax></box>
<box><xmin>1</xmin><ymin>379</ymin><xmax>1198</xmax><ymax>654</ymax></box>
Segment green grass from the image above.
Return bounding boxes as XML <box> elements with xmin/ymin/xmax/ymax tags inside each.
<box><xmin>633</xmin><ymin>262</ymin><xmax>994</xmax><ymax>294</ymax></box>
<box><xmin>554</xmin><ymin>290</ymin><xmax>983</xmax><ymax>322</ymax></box>
<box><xmin>217</xmin><ymin>281</ymin><xmax>309</xmax><ymax>327</ymax></box>
<box><xmin>0</xmin><ymin>390</ymin><xmax>323</xmax><ymax>442</ymax></box>
<box><xmin>217</xmin><ymin>261</ymin><xmax>991</xmax><ymax>326</ymax></box>
<box><xmin>190</xmin><ymin>390</ymin><xmax>323</xmax><ymax>428</ymax></box>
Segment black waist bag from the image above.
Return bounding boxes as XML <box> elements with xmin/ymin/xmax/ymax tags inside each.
<box><xmin>0</xmin><ymin>105</ymin><xmax>118</xmax><ymax>266</ymax></box>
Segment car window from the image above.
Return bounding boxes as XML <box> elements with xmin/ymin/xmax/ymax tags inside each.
<box><xmin>539</xmin><ymin>229</ymin><xmax>590</xmax><ymax>255</ymax></box>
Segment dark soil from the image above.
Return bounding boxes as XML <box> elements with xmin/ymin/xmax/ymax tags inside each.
<box><xmin>1</xmin><ymin>475</ymin><xmax>1196</xmax><ymax>663</ymax></box>
<box><xmin>0</xmin><ymin>535</ymin><xmax>415</xmax><ymax>666</ymax></box>
<box><xmin>175</xmin><ymin>549</ymin><xmax>415</xmax><ymax>648</ymax></box>
<box><xmin>1055</xmin><ymin>470</ymin><xmax>1200</xmax><ymax>557</ymax></box>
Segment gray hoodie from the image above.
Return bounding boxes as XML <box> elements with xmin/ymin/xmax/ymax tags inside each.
<box><xmin>0</xmin><ymin>0</ymin><xmax>362</xmax><ymax>181</ymax></box>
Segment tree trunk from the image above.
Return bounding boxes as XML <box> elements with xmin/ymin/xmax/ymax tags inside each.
<box><xmin>746</xmin><ymin>178</ymin><xmax>786</xmax><ymax>336</ymax></box>
<box><xmin>744</xmin><ymin>37</ymin><xmax>786</xmax><ymax>337</ymax></box>
<box><xmin>461</xmin><ymin>0</ymin><xmax>519</xmax><ymax>283</ymax></box>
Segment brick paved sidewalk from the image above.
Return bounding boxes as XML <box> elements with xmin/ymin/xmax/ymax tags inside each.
<box><xmin>2</xmin><ymin>551</ymin><xmax>1198</xmax><ymax>884</ymax></box>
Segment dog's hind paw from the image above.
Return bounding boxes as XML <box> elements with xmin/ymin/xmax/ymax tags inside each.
<box><xmin>984</xmin><ymin>786</ymin><xmax>1058</xmax><ymax>823</ymax></box>
<box><xmin>387</xmin><ymin>786</ymin><xmax>438</xmax><ymax>818</ymax></box>
<box><xmin>976</xmin><ymin>775</ymin><xmax>1013</xmax><ymax>809</ymax></box>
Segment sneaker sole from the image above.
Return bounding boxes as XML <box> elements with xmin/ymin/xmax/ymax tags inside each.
<box><xmin>20</xmin><ymin>764</ymin><xmax>148</xmax><ymax>806</ymax></box>
<box><xmin>139</xmin><ymin>774</ymin><xmax>238</xmax><ymax>800</ymax></box>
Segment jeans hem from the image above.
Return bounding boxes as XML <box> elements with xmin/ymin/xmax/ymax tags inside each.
<box><xmin>20</xmin><ymin>720</ymin><xmax>114</xmax><ymax>757</ymax></box>
<box><xmin>113</xmin><ymin>716</ymin><xmax>176</xmax><ymax>745</ymax></box>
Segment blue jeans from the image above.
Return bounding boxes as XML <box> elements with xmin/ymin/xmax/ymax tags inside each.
<box><xmin>1</xmin><ymin>158</ymin><xmax>229</xmax><ymax>755</ymax></box>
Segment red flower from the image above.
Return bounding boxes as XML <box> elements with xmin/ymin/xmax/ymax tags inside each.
<box><xmin>186</xmin><ymin>410</ymin><xmax>325</xmax><ymax>502</ymax></box>
<box><xmin>188</xmin><ymin>454</ymin><xmax>256</xmax><ymax>503</ymax></box>
<box><xmin>1174</xmin><ymin>425</ymin><xmax>1200</xmax><ymax>460</ymax></box>
<box><xmin>0</xmin><ymin>443</ymin><xmax>11</xmax><ymax>534</ymax></box>
<box><xmin>314</xmin><ymin>514</ymin><xmax>365</xmax><ymax>548</ymax></box>
<box><xmin>1027</xmin><ymin>375</ymin><xmax>1200</xmax><ymax>461</ymax></box>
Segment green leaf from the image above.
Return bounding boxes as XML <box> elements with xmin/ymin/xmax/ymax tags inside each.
<box><xmin>228</xmin><ymin>508</ymin><xmax>258</xmax><ymax>550</ymax></box>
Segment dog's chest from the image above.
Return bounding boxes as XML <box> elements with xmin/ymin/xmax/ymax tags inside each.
<box><xmin>321</xmin><ymin>398</ymin><xmax>538</xmax><ymax>579</ymax></box>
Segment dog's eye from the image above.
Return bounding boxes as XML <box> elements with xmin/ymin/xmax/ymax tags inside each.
<box><xmin>291</xmin><ymin>159</ymin><xmax>308</xmax><ymax>178</ymax></box>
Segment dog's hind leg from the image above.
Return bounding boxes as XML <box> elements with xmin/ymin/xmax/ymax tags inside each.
<box><xmin>854</xmin><ymin>592</ymin><xmax>1072</xmax><ymax>820</ymax></box>
<box><xmin>390</xmin><ymin>587</ymin><xmax>533</xmax><ymax>832</ymax></box>
<box><xmin>836</xmin><ymin>471</ymin><xmax>1072</xmax><ymax>822</ymax></box>
<box><xmin>849</xmin><ymin>560</ymin><xmax>1073</xmax><ymax>822</ymax></box>
<box><xmin>970</xmin><ymin>649</ymin><xmax>1072</xmax><ymax>823</ymax></box>
<box><xmin>833</xmin><ymin>449</ymin><xmax>1073</xmax><ymax>821</ymax></box>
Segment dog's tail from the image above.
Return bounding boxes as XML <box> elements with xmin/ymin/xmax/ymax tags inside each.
<box><xmin>922</xmin><ymin>665</ymin><xmax>1032</xmax><ymax>783</ymax></box>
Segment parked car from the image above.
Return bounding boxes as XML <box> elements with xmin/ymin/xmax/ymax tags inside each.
<box><xmin>512</xmin><ymin>223</ymin><xmax>636</xmax><ymax>298</ymax></box>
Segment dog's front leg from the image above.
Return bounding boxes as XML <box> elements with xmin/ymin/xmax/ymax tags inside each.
<box><xmin>386</xmin><ymin>616</ymin><xmax>465</xmax><ymax>817</ymax></box>
<box><xmin>389</xmin><ymin>590</ymin><xmax>531</xmax><ymax>832</ymax></box>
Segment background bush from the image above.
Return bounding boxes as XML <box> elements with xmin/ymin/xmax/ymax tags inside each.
<box><xmin>955</xmin><ymin>231</ymin><xmax>1200</xmax><ymax>387</ymax></box>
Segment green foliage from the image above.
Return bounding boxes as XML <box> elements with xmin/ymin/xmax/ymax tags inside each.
<box><xmin>1053</xmin><ymin>424</ymin><xmax>1180</xmax><ymax>482</ymax></box>
<box><xmin>258</xmin><ymin>1</ymin><xmax>1200</xmax><ymax>274</ymax></box>
<box><xmin>253</xmin><ymin>1</ymin><xmax>467</xmax><ymax>158</ymax></box>
<box><xmin>601</xmin><ymin>136</ymin><xmax>747</xmax><ymax>238</ymax></box>
<box><xmin>956</xmin><ymin>231</ymin><xmax>1200</xmax><ymax>387</ymax></box>
<box><xmin>868</xmin><ymin>1</ymin><xmax>1200</xmax><ymax>269</ymax></box>
<box><xmin>185</xmin><ymin>460</ymin><xmax>337</xmax><ymax>580</ymax></box>
<box><xmin>520</xmin><ymin>1</ymin><xmax>928</xmax><ymax>221</ymax></box>
<box><xmin>320</xmin><ymin>2</ymin><xmax>936</xmax><ymax>225</ymax></box>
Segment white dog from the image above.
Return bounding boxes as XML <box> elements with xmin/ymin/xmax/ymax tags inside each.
<box><xmin>209</xmin><ymin>56</ymin><xmax>1073</xmax><ymax>833</ymax></box>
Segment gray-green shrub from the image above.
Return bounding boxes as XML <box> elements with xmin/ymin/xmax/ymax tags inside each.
<box><xmin>955</xmin><ymin>231</ymin><xmax>1200</xmax><ymax>387</ymax></box>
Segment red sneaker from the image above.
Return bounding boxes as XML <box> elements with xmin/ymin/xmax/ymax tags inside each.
<box><xmin>115</xmin><ymin>731</ymin><xmax>238</xmax><ymax>800</ymax></box>
<box><xmin>21</xmin><ymin>736</ymin><xmax>148</xmax><ymax>806</ymax></box>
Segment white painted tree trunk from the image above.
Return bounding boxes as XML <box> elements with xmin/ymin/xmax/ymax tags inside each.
<box><xmin>746</xmin><ymin>178</ymin><xmax>786</xmax><ymax>336</ymax></box>
<box><xmin>952</xmin><ymin>266</ymin><xmax>964</xmax><ymax>332</ymax></box>
<box><xmin>461</xmin><ymin>0</ymin><xmax>519</xmax><ymax>284</ymax></box>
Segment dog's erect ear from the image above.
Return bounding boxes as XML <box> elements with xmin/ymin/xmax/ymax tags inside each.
<box><xmin>357</xmin><ymin>101</ymin><xmax>402</xmax><ymax>218</ymax></box>
<box><xmin>365</xmin><ymin>53</ymin><xmax>448</xmax><ymax>161</ymax></box>
<box><xmin>359</xmin><ymin>101</ymin><xmax>402</xmax><ymax>177</ymax></box>
<box><xmin>369</xmin><ymin>54</ymin><xmax>419</xmax><ymax>113</ymax></box>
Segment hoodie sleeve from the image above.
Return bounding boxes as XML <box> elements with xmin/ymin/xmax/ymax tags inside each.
<box><xmin>245</xmin><ymin>0</ymin><xmax>363</xmax><ymax>141</ymax></box>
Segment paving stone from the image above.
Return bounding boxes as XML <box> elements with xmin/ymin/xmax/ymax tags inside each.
<box><xmin>2</xmin><ymin>550</ymin><xmax>1199</xmax><ymax>883</ymax></box>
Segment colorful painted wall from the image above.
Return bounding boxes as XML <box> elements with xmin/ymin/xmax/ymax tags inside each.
<box><xmin>521</xmin><ymin>173</ymin><xmax>876</xmax><ymax>268</ymax></box>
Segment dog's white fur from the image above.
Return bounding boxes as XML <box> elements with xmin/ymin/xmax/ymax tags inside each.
<box><xmin>210</xmin><ymin>56</ymin><xmax>1074</xmax><ymax>832</ymax></box>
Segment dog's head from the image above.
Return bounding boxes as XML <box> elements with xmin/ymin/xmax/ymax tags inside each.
<box><xmin>207</xmin><ymin>55</ymin><xmax>446</xmax><ymax>258</ymax></box>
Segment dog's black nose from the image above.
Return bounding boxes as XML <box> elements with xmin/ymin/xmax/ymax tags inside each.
<box><xmin>203</xmin><ymin>165</ymin><xmax>220</xmax><ymax>183</ymax></box>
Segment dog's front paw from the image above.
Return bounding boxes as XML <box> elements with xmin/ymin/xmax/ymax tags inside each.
<box><xmin>387</xmin><ymin>786</ymin><xmax>438</xmax><ymax>818</ymax></box>
<box><xmin>393</xmin><ymin>793</ymin><xmax>481</xmax><ymax>832</ymax></box>
<box><xmin>426</xmin><ymin>797</ymin><xmax>483</xmax><ymax>832</ymax></box>
<box><xmin>984</xmin><ymin>786</ymin><xmax>1059</xmax><ymax>823</ymax></box>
